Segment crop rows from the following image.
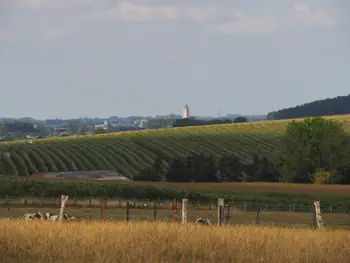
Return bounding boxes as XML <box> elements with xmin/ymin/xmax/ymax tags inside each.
<box><xmin>1</xmin><ymin>115</ymin><xmax>350</xmax><ymax>178</ymax></box>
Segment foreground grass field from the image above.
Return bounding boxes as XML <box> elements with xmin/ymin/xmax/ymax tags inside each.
<box><xmin>0</xmin><ymin>220</ymin><xmax>349</xmax><ymax>263</ymax></box>
<box><xmin>1</xmin><ymin>114</ymin><xmax>350</xmax><ymax>178</ymax></box>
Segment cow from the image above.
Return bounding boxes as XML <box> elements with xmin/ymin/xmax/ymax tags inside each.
<box><xmin>23</xmin><ymin>212</ymin><xmax>45</xmax><ymax>220</ymax></box>
<box><xmin>196</xmin><ymin>217</ymin><xmax>211</xmax><ymax>225</ymax></box>
<box><xmin>45</xmin><ymin>212</ymin><xmax>76</xmax><ymax>221</ymax></box>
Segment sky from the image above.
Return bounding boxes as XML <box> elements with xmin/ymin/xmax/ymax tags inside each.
<box><xmin>0</xmin><ymin>0</ymin><xmax>349</xmax><ymax>119</ymax></box>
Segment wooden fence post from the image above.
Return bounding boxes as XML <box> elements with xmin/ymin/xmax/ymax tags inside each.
<box><xmin>126</xmin><ymin>200</ymin><xmax>130</xmax><ymax>223</ymax></box>
<box><xmin>225</xmin><ymin>205</ymin><xmax>231</xmax><ymax>224</ymax></box>
<box><xmin>153</xmin><ymin>202</ymin><xmax>157</xmax><ymax>221</ymax></box>
<box><xmin>173</xmin><ymin>199</ymin><xmax>177</xmax><ymax>222</ymax></box>
<box><xmin>100</xmin><ymin>197</ymin><xmax>105</xmax><ymax>222</ymax></box>
<box><xmin>59</xmin><ymin>195</ymin><xmax>69</xmax><ymax>221</ymax></box>
<box><xmin>313</xmin><ymin>200</ymin><xmax>324</xmax><ymax>229</ymax></box>
<box><xmin>40</xmin><ymin>193</ymin><xmax>44</xmax><ymax>206</ymax></box>
<box><xmin>217</xmin><ymin>198</ymin><xmax>224</xmax><ymax>226</ymax></box>
<box><xmin>182</xmin><ymin>199</ymin><xmax>188</xmax><ymax>224</ymax></box>
<box><xmin>256</xmin><ymin>207</ymin><xmax>260</xmax><ymax>225</ymax></box>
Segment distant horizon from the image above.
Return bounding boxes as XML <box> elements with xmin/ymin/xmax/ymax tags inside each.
<box><xmin>1</xmin><ymin>1</ymin><xmax>348</xmax><ymax>119</ymax></box>
<box><xmin>0</xmin><ymin>111</ymin><xmax>267</xmax><ymax>120</ymax></box>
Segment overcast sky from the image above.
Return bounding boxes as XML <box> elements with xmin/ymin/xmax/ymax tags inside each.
<box><xmin>0</xmin><ymin>0</ymin><xmax>349</xmax><ymax>119</ymax></box>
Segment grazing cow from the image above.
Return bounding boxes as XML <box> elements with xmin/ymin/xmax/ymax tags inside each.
<box><xmin>23</xmin><ymin>212</ymin><xmax>45</xmax><ymax>220</ymax></box>
<box><xmin>45</xmin><ymin>212</ymin><xmax>76</xmax><ymax>221</ymax></box>
<box><xmin>196</xmin><ymin>217</ymin><xmax>211</xmax><ymax>225</ymax></box>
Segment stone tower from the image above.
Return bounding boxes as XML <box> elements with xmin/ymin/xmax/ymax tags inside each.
<box><xmin>182</xmin><ymin>105</ymin><xmax>189</xmax><ymax>119</ymax></box>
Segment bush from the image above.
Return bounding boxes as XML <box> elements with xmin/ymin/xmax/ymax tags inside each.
<box><xmin>313</xmin><ymin>169</ymin><xmax>331</xmax><ymax>184</ymax></box>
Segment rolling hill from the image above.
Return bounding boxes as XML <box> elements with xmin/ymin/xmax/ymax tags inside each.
<box><xmin>267</xmin><ymin>94</ymin><xmax>350</xmax><ymax>120</ymax></box>
<box><xmin>1</xmin><ymin>114</ymin><xmax>350</xmax><ymax>179</ymax></box>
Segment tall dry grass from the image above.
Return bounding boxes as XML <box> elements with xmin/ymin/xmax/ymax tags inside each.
<box><xmin>0</xmin><ymin>220</ymin><xmax>349</xmax><ymax>263</ymax></box>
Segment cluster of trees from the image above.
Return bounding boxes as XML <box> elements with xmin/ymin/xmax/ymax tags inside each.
<box><xmin>280</xmin><ymin>117</ymin><xmax>350</xmax><ymax>184</ymax></box>
<box><xmin>0</xmin><ymin>120</ymin><xmax>49</xmax><ymax>141</ymax></box>
<box><xmin>139</xmin><ymin>116</ymin><xmax>350</xmax><ymax>184</ymax></box>
<box><xmin>137</xmin><ymin>153</ymin><xmax>279</xmax><ymax>183</ymax></box>
<box><xmin>267</xmin><ymin>94</ymin><xmax>350</xmax><ymax>120</ymax></box>
<box><xmin>173</xmin><ymin>116</ymin><xmax>247</xmax><ymax>128</ymax></box>
<box><xmin>0</xmin><ymin>120</ymin><xmax>38</xmax><ymax>135</ymax></box>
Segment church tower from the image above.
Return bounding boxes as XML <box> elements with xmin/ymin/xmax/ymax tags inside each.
<box><xmin>182</xmin><ymin>104</ymin><xmax>189</xmax><ymax>119</ymax></box>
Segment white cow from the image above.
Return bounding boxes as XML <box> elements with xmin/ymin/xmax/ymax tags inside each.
<box><xmin>23</xmin><ymin>212</ymin><xmax>45</xmax><ymax>220</ymax></box>
<box><xmin>196</xmin><ymin>217</ymin><xmax>211</xmax><ymax>225</ymax></box>
<box><xmin>45</xmin><ymin>212</ymin><xmax>76</xmax><ymax>221</ymax></box>
<box><xmin>23</xmin><ymin>212</ymin><xmax>76</xmax><ymax>221</ymax></box>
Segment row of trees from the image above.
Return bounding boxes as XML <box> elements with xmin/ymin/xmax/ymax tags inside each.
<box><xmin>137</xmin><ymin>153</ymin><xmax>279</xmax><ymax>183</ymax></box>
<box><xmin>173</xmin><ymin>116</ymin><xmax>247</xmax><ymax>128</ymax></box>
<box><xmin>138</xmin><ymin>117</ymin><xmax>350</xmax><ymax>184</ymax></box>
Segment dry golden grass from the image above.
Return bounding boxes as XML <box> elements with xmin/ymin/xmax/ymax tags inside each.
<box><xmin>0</xmin><ymin>220</ymin><xmax>349</xmax><ymax>263</ymax></box>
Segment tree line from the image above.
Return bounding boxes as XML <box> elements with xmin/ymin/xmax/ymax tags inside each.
<box><xmin>138</xmin><ymin>117</ymin><xmax>350</xmax><ymax>184</ymax></box>
<box><xmin>267</xmin><ymin>94</ymin><xmax>350</xmax><ymax>120</ymax></box>
<box><xmin>173</xmin><ymin>116</ymin><xmax>247</xmax><ymax>128</ymax></box>
<box><xmin>137</xmin><ymin>153</ymin><xmax>279</xmax><ymax>183</ymax></box>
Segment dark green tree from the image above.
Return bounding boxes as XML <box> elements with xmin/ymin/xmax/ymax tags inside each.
<box><xmin>137</xmin><ymin>157</ymin><xmax>168</xmax><ymax>181</ymax></box>
<box><xmin>165</xmin><ymin>154</ymin><xmax>219</xmax><ymax>182</ymax></box>
<box><xmin>234</xmin><ymin>116</ymin><xmax>248</xmax><ymax>123</ymax></box>
<box><xmin>216</xmin><ymin>155</ymin><xmax>244</xmax><ymax>181</ymax></box>
<box><xmin>94</xmin><ymin>128</ymin><xmax>106</xmax><ymax>134</ymax></box>
<box><xmin>281</xmin><ymin>117</ymin><xmax>350</xmax><ymax>183</ymax></box>
<box><xmin>245</xmin><ymin>154</ymin><xmax>280</xmax><ymax>182</ymax></box>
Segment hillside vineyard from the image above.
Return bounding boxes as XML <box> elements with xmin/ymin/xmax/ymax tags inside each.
<box><xmin>1</xmin><ymin>115</ymin><xmax>350</xmax><ymax>178</ymax></box>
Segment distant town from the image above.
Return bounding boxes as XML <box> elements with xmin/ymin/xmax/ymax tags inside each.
<box><xmin>0</xmin><ymin>105</ymin><xmax>266</xmax><ymax>142</ymax></box>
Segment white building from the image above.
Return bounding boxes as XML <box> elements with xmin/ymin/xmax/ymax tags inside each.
<box><xmin>182</xmin><ymin>104</ymin><xmax>190</xmax><ymax>119</ymax></box>
<box><xmin>139</xmin><ymin>119</ymin><xmax>148</xmax><ymax>128</ymax></box>
<box><xmin>94</xmin><ymin>120</ymin><xmax>108</xmax><ymax>130</ymax></box>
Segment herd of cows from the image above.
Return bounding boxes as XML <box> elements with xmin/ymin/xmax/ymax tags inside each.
<box><xmin>23</xmin><ymin>212</ymin><xmax>76</xmax><ymax>221</ymax></box>
<box><xmin>21</xmin><ymin>211</ymin><xmax>212</xmax><ymax>225</ymax></box>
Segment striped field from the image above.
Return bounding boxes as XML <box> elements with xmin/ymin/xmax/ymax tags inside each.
<box><xmin>1</xmin><ymin>115</ymin><xmax>350</xmax><ymax>178</ymax></box>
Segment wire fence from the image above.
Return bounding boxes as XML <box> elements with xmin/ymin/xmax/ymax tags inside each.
<box><xmin>1</xmin><ymin>196</ymin><xmax>350</xmax><ymax>228</ymax></box>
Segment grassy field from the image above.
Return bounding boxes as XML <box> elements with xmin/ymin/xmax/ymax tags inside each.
<box><xmin>1</xmin><ymin>114</ymin><xmax>350</xmax><ymax>178</ymax></box>
<box><xmin>0</xmin><ymin>220</ymin><xmax>349</xmax><ymax>263</ymax></box>
<box><xmin>2</xmin><ymin>203</ymin><xmax>350</xmax><ymax>228</ymax></box>
<box><xmin>2</xmin><ymin>178</ymin><xmax>350</xmax><ymax>207</ymax></box>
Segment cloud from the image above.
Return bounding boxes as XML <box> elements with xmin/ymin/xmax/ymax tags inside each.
<box><xmin>205</xmin><ymin>12</ymin><xmax>279</xmax><ymax>35</ymax></box>
<box><xmin>0</xmin><ymin>30</ymin><xmax>20</xmax><ymax>42</ymax></box>
<box><xmin>184</xmin><ymin>5</ymin><xmax>230</xmax><ymax>22</ymax></box>
<box><xmin>1</xmin><ymin>0</ymin><xmax>99</xmax><ymax>9</ymax></box>
<box><xmin>85</xmin><ymin>3</ymin><xmax>235</xmax><ymax>23</ymax></box>
<box><xmin>86</xmin><ymin>2</ymin><xmax>181</xmax><ymax>22</ymax></box>
<box><xmin>289</xmin><ymin>2</ymin><xmax>340</xmax><ymax>27</ymax></box>
<box><xmin>85</xmin><ymin>2</ymin><xmax>280</xmax><ymax>35</ymax></box>
<box><xmin>1</xmin><ymin>0</ymin><xmax>346</xmax><ymax>41</ymax></box>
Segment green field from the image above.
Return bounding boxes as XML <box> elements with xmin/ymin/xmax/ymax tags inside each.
<box><xmin>1</xmin><ymin>115</ymin><xmax>350</xmax><ymax>178</ymax></box>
